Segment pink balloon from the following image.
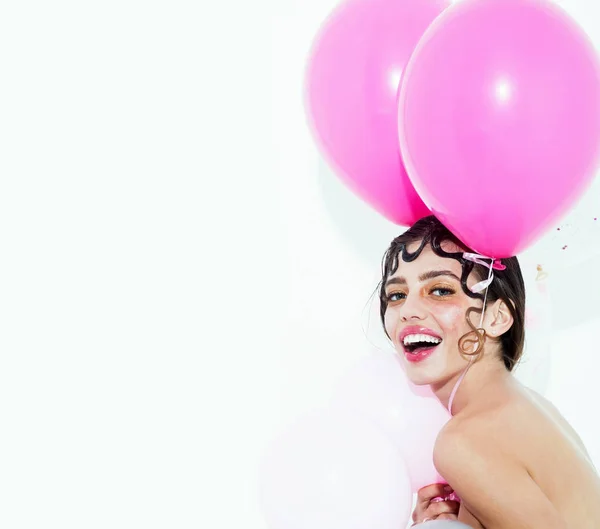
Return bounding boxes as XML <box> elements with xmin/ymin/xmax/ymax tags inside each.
<box><xmin>305</xmin><ymin>0</ymin><xmax>449</xmax><ymax>226</ymax></box>
<box><xmin>330</xmin><ymin>351</ymin><xmax>450</xmax><ymax>492</ymax></box>
<box><xmin>259</xmin><ymin>409</ymin><xmax>412</xmax><ymax>529</ymax></box>
<box><xmin>398</xmin><ymin>0</ymin><xmax>600</xmax><ymax>257</ymax></box>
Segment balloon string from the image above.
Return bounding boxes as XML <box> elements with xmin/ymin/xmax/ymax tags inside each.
<box><xmin>448</xmin><ymin>259</ymin><xmax>494</xmax><ymax>415</ymax></box>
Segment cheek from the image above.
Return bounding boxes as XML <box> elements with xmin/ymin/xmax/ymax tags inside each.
<box><xmin>383</xmin><ymin>309</ymin><xmax>395</xmax><ymax>336</ymax></box>
<box><xmin>432</xmin><ymin>303</ymin><xmax>465</xmax><ymax>331</ymax></box>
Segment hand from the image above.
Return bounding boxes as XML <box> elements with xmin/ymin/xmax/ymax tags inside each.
<box><xmin>411</xmin><ymin>483</ymin><xmax>460</xmax><ymax>525</ymax></box>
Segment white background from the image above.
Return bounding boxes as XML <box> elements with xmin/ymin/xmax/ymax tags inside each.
<box><xmin>0</xmin><ymin>0</ymin><xmax>598</xmax><ymax>527</ymax></box>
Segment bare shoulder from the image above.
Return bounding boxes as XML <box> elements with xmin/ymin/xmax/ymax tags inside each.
<box><xmin>435</xmin><ymin>385</ymin><xmax>593</xmax><ymax>478</ymax></box>
<box><xmin>433</xmin><ymin>411</ymin><xmax>503</xmax><ymax>484</ymax></box>
<box><xmin>436</xmin><ymin>393</ymin><xmax>523</xmax><ymax>445</ymax></box>
<box><xmin>434</xmin><ymin>390</ymin><xmax>537</xmax><ymax>469</ymax></box>
<box><xmin>432</xmin><ymin>398</ymin><xmax>572</xmax><ymax>529</ymax></box>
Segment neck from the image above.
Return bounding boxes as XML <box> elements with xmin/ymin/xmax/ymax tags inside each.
<box><xmin>432</xmin><ymin>358</ymin><xmax>513</xmax><ymax>416</ymax></box>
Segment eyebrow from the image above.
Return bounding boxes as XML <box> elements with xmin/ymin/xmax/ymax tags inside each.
<box><xmin>385</xmin><ymin>270</ymin><xmax>461</xmax><ymax>288</ymax></box>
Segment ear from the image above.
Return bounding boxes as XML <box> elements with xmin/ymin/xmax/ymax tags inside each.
<box><xmin>485</xmin><ymin>299</ymin><xmax>514</xmax><ymax>337</ymax></box>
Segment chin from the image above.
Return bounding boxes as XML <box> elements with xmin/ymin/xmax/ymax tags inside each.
<box><xmin>405</xmin><ymin>369</ymin><xmax>438</xmax><ymax>386</ymax></box>
<box><xmin>397</xmin><ymin>345</ymin><xmax>446</xmax><ymax>384</ymax></box>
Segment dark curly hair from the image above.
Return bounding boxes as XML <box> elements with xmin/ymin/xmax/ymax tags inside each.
<box><xmin>378</xmin><ymin>216</ymin><xmax>526</xmax><ymax>371</ymax></box>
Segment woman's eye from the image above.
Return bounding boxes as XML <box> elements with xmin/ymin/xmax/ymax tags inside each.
<box><xmin>431</xmin><ymin>287</ymin><xmax>455</xmax><ymax>297</ymax></box>
<box><xmin>387</xmin><ymin>292</ymin><xmax>406</xmax><ymax>302</ymax></box>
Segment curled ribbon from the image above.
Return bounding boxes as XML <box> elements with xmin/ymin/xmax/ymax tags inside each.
<box><xmin>448</xmin><ymin>252</ymin><xmax>507</xmax><ymax>415</ymax></box>
<box><xmin>462</xmin><ymin>252</ymin><xmax>505</xmax><ymax>293</ymax></box>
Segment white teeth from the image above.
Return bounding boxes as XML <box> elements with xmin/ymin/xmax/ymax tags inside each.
<box><xmin>403</xmin><ymin>333</ymin><xmax>442</xmax><ymax>346</ymax></box>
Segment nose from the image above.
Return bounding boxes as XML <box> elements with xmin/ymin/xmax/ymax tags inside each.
<box><xmin>398</xmin><ymin>293</ymin><xmax>426</xmax><ymax>322</ymax></box>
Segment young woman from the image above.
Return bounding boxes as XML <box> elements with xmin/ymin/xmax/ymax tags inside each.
<box><xmin>378</xmin><ymin>216</ymin><xmax>600</xmax><ymax>528</ymax></box>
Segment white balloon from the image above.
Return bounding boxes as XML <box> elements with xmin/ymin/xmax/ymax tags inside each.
<box><xmin>259</xmin><ymin>408</ymin><xmax>412</xmax><ymax>529</ymax></box>
<box><xmin>330</xmin><ymin>350</ymin><xmax>450</xmax><ymax>491</ymax></box>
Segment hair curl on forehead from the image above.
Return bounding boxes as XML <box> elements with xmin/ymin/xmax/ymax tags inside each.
<box><xmin>379</xmin><ymin>219</ymin><xmax>485</xmax><ymax>319</ymax></box>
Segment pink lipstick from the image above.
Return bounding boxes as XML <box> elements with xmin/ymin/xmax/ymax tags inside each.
<box><xmin>399</xmin><ymin>326</ymin><xmax>443</xmax><ymax>363</ymax></box>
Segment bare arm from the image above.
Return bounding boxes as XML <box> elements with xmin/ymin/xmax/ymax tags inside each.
<box><xmin>458</xmin><ymin>504</ymin><xmax>485</xmax><ymax>529</ymax></box>
<box><xmin>434</xmin><ymin>430</ymin><xmax>568</xmax><ymax>529</ymax></box>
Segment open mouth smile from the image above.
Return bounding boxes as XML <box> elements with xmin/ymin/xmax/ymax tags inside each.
<box><xmin>399</xmin><ymin>328</ymin><xmax>443</xmax><ymax>363</ymax></box>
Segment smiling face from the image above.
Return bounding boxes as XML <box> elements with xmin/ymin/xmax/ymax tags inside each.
<box><xmin>382</xmin><ymin>241</ymin><xmax>485</xmax><ymax>386</ymax></box>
